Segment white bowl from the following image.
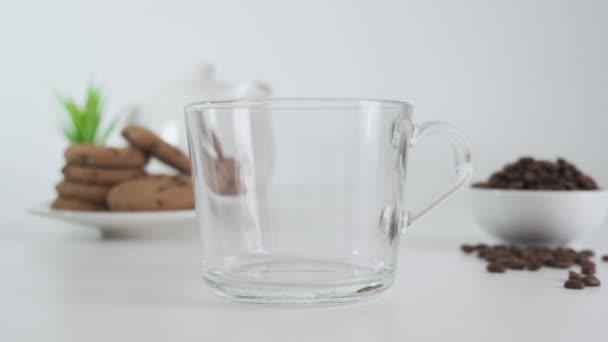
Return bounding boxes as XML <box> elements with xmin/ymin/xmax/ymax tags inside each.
<box><xmin>471</xmin><ymin>188</ymin><xmax>608</xmax><ymax>245</ymax></box>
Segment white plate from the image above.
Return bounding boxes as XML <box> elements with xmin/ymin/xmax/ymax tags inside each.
<box><xmin>28</xmin><ymin>203</ymin><xmax>197</xmax><ymax>238</ymax></box>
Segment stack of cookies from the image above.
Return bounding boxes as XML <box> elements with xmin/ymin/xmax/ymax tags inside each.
<box><xmin>53</xmin><ymin>145</ymin><xmax>148</xmax><ymax>211</ymax></box>
<box><xmin>51</xmin><ymin>125</ymin><xmax>195</xmax><ymax>212</ymax></box>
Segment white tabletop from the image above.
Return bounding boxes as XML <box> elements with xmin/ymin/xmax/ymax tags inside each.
<box><xmin>2</xmin><ymin>209</ymin><xmax>607</xmax><ymax>342</ymax></box>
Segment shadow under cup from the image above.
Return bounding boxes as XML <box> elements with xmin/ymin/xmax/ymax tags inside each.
<box><xmin>185</xmin><ymin>98</ymin><xmax>471</xmax><ymax>304</ymax></box>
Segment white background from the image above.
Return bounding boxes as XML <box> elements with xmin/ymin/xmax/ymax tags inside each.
<box><xmin>1</xmin><ymin>0</ymin><xmax>608</xmax><ymax>232</ymax></box>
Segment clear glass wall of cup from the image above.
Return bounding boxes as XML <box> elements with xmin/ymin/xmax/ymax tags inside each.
<box><xmin>185</xmin><ymin>98</ymin><xmax>472</xmax><ymax>304</ymax></box>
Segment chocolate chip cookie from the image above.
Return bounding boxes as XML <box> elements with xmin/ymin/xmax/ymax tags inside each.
<box><xmin>55</xmin><ymin>181</ymin><xmax>111</xmax><ymax>205</ymax></box>
<box><xmin>63</xmin><ymin>165</ymin><xmax>146</xmax><ymax>185</ymax></box>
<box><xmin>51</xmin><ymin>197</ymin><xmax>107</xmax><ymax>211</ymax></box>
<box><xmin>122</xmin><ymin>125</ymin><xmax>191</xmax><ymax>173</ymax></box>
<box><xmin>65</xmin><ymin>144</ymin><xmax>147</xmax><ymax>168</ymax></box>
<box><xmin>106</xmin><ymin>175</ymin><xmax>194</xmax><ymax>211</ymax></box>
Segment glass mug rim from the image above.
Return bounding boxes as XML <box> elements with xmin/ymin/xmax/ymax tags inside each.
<box><xmin>185</xmin><ymin>97</ymin><xmax>413</xmax><ymax>115</ymax></box>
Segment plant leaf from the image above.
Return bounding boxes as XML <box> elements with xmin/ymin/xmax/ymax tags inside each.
<box><xmin>82</xmin><ymin>86</ymin><xmax>102</xmax><ymax>143</ymax></box>
<box><xmin>99</xmin><ymin>116</ymin><xmax>119</xmax><ymax>144</ymax></box>
<box><xmin>62</xmin><ymin>126</ymin><xmax>78</xmax><ymax>142</ymax></box>
<box><xmin>60</xmin><ymin>98</ymin><xmax>83</xmax><ymax>142</ymax></box>
<box><xmin>56</xmin><ymin>83</ymin><xmax>118</xmax><ymax>144</ymax></box>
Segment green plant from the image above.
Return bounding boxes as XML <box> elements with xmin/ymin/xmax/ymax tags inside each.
<box><xmin>59</xmin><ymin>85</ymin><xmax>118</xmax><ymax>144</ymax></box>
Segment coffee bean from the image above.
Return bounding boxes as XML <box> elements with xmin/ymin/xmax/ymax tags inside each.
<box><xmin>488</xmin><ymin>256</ymin><xmax>510</xmax><ymax>263</ymax></box>
<box><xmin>487</xmin><ymin>263</ymin><xmax>506</xmax><ymax>273</ymax></box>
<box><xmin>464</xmin><ymin>243</ymin><xmax>604</xmax><ymax>291</ymax></box>
<box><xmin>522</xmin><ymin>171</ymin><xmax>537</xmax><ymax>182</ymax></box>
<box><xmin>581</xmin><ymin>275</ymin><xmax>601</xmax><ymax>287</ymax></box>
<box><xmin>564</xmin><ymin>279</ymin><xmax>585</xmax><ymax>289</ymax></box>
<box><xmin>582</xmin><ymin>267</ymin><xmax>596</xmax><ymax>275</ymax></box>
<box><xmin>472</xmin><ymin>158</ymin><xmax>599</xmax><ymax>191</ymax></box>
<box><xmin>533</xmin><ymin>251</ymin><xmax>552</xmax><ymax>262</ymax></box>
<box><xmin>547</xmin><ymin>258</ymin><xmax>573</xmax><ymax>269</ymax></box>
<box><xmin>461</xmin><ymin>244</ymin><xmax>476</xmax><ymax>253</ymax></box>
<box><xmin>542</xmin><ymin>161</ymin><xmax>558</xmax><ymax>172</ymax></box>
<box><xmin>509</xmin><ymin>181</ymin><xmax>524</xmax><ymax>189</ymax></box>
<box><xmin>602</xmin><ymin>255</ymin><xmax>608</xmax><ymax>262</ymax></box>
<box><xmin>471</xmin><ymin>182</ymin><xmax>490</xmax><ymax>188</ymax></box>
<box><xmin>475</xmin><ymin>244</ymin><xmax>487</xmax><ymax>251</ymax></box>
<box><xmin>519</xmin><ymin>157</ymin><xmax>534</xmax><ymax>164</ymax></box>
<box><xmin>504</xmin><ymin>172</ymin><xmax>519</xmax><ymax>181</ymax></box>
<box><xmin>557</xmin><ymin>158</ymin><xmax>569</xmax><ymax>168</ymax></box>
<box><xmin>574</xmin><ymin>254</ymin><xmax>590</xmax><ymax>264</ymax></box>
<box><xmin>509</xmin><ymin>246</ymin><xmax>522</xmax><ymax>256</ymax></box>
<box><xmin>578</xmin><ymin>176</ymin><xmax>597</xmax><ymax>190</ymax></box>
<box><xmin>505</xmin><ymin>259</ymin><xmax>525</xmax><ymax>270</ymax></box>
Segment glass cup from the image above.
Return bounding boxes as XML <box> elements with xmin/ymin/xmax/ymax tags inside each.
<box><xmin>185</xmin><ymin>98</ymin><xmax>472</xmax><ymax>304</ymax></box>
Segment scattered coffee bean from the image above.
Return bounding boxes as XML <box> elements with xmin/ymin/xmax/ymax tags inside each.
<box><xmin>602</xmin><ymin>255</ymin><xmax>608</xmax><ymax>262</ymax></box>
<box><xmin>564</xmin><ymin>279</ymin><xmax>585</xmax><ymax>289</ymax></box>
<box><xmin>575</xmin><ymin>254</ymin><xmax>589</xmax><ymax>264</ymax></box>
<box><xmin>526</xmin><ymin>262</ymin><xmax>542</xmax><ymax>271</ymax></box>
<box><xmin>582</xmin><ymin>275</ymin><xmax>601</xmax><ymax>287</ymax></box>
<box><xmin>472</xmin><ymin>157</ymin><xmax>599</xmax><ymax>190</ymax></box>
<box><xmin>582</xmin><ymin>267</ymin><xmax>596</xmax><ymax>275</ymax></box>
<box><xmin>462</xmin><ymin>243</ymin><xmax>603</xmax><ymax>291</ymax></box>
<box><xmin>487</xmin><ymin>262</ymin><xmax>506</xmax><ymax>273</ymax></box>
<box><xmin>548</xmin><ymin>258</ymin><xmax>574</xmax><ymax>269</ymax></box>
<box><xmin>569</xmin><ymin>271</ymin><xmax>581</xmax><ymax>280</ymax></box>
<box><xmin>505</xmin><ymin>259</ymin><xmax>525</xmax><ymax>270</ymax></box>
<box><xmin>475</xmin><ymin>243</ymin><xmax>488</xmax><ymax>251</ymax></box>
<box><xmin>461</xmin><ymin>244</ymin><xmax>476</xmax><ymax>254</ymax></box>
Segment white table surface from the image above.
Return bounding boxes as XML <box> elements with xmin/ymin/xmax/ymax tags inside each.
<box><xmin>2</xmin><ymin>208</ymin><xmax>607</xmax><ymax>342</ymax></box>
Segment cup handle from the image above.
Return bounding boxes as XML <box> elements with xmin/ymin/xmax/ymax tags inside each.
<box><xmin>404</xmin><ymin>121</ymin><xmax>473</xmax><ymax>228</ymax></box>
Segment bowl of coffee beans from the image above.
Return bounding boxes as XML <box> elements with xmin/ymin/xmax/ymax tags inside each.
<box><xmin>471</xmin><ymin>157</ymin><xmax>608</xmax><ymax>245</ymax></box>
